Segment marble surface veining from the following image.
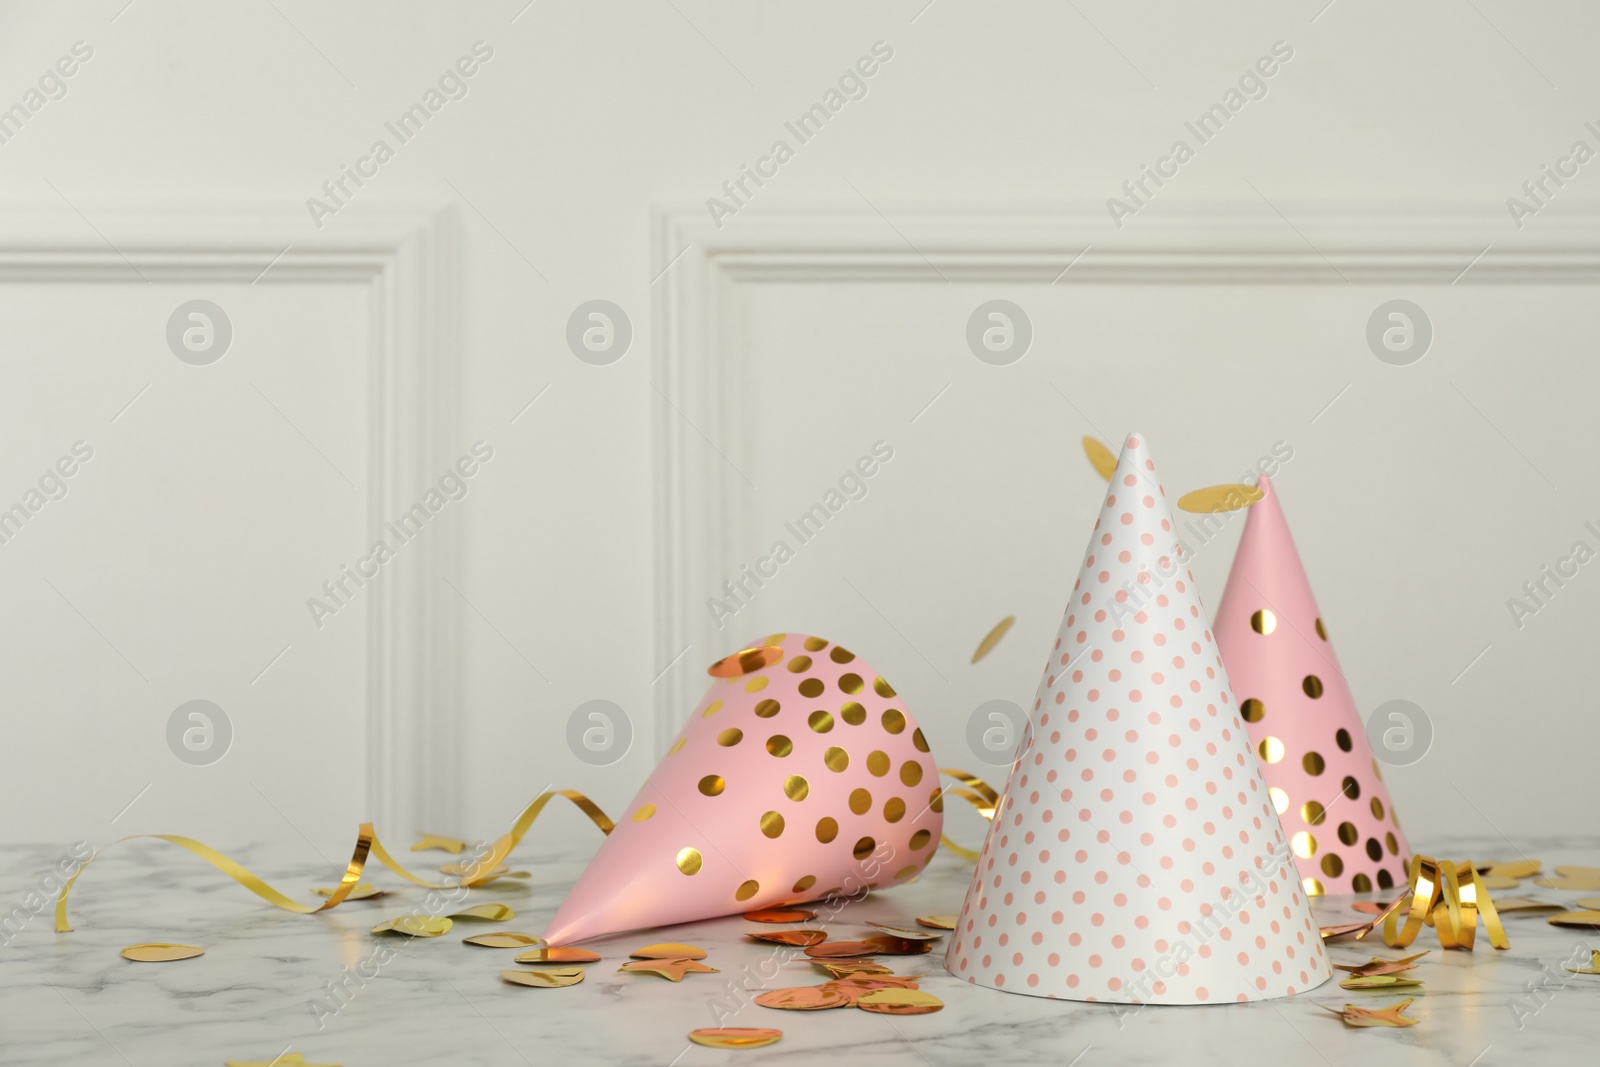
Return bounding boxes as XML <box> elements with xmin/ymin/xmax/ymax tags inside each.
<box><xmin>1</xmin><ymin>834</ymin><xmax>1597</xmax><ymax>1066</ymax></box>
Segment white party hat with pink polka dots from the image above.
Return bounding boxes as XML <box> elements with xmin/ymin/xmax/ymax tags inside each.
<box><xmin>945</xmin><ymin>433</ymin><xmax>1331</xmax><ymax>1004</ymax></box>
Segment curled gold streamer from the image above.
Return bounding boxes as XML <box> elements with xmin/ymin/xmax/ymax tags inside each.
<box><xmin>56</xmin><ymin>791</ymin><xmax>616</xmax><ymax>932</ymax></box>
<box><xmin>937</xmin><ymin>768</ymin><xmax>1003</xmax><ymax>861</ymax></box>
<box><xmin>1381</xmin><ymin>853</ymin><xmax>1509</xmax><ymax>952</ymax></box>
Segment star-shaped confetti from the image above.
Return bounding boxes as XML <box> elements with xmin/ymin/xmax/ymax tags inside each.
<box><xmin>1333</xmin><ymin>952</ymin><xmax>1428</xmax><ymax>978</ymax></box>
<box><xmin>1322</xmin><ymin>997</ymin><xmax>1419</xmax><ymax>1028</ymax></box>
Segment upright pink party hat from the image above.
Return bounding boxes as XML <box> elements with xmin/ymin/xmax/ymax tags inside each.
<box><xmin>543</xmin><ymin>633</ymin><xmax>943</xmax><ymax>944</ymax></box>
<box><xmin>946</xmin><ymin>434</ymin><xmax>1330</xmax><ymax>1004</ymax></box>
<box><xmin>1214</xmin><ymin>476</ymin><xmax>1410</xmax><ymax>897</ymax></box>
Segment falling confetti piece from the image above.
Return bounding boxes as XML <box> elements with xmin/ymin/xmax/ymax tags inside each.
<box><xmin>688</xmin><ymin>1028</ymin><xmax>783</xmax><ymax>1049</ymax></box>
<box><xmin>371</xmin><ymin>916</ymin><xmax>452</xmax><ymax>937</ymax></box>
<box><xmin>501</xmin><ymin>968</ymin><xmax>585</xmax><ymax>988</ymax></box>
<box><xmin>754</xmin><ymin>986</ymin><xmax>853</xmax><ymax>1010</ymax></box>
<box><xmin>225</xmin><ymin>1055</ymin><xmax>339</xmax><ymax>1067</ymax></box>
<box><xmin>618</xmin><ymin>957</ymin><xmax>719</xmax><ymax>981</ymax></box>
<box><xmin>1547</xmin><ymin>911</ymin><xmax>1600</xmax><ymax>929</ymax></box>
<box><xmin>448</xmin><ymin>903</ymin><xmax>514</xmax><ymax>922</ymax></box>
<box><xmin>1491</xmin><ymin>898</ymin><xmax>1565</xmax><ymax>914</ymax></box>
<box><xmin>311</xmin><ymin>882</ymin><xmax>386</xmax><ymax>900</ymax></box>
<box><xmin>120</xmin><ymin>943</ymin><xmax>204</xmax><ymax>962</ymax></box>
<box><xmin>630</xmin><ymin>942</ymin><xmax>708</xmax><ymax>960</ymax></box>
<box><xmin>746</xmin><ymin>930</ymin><xmax>828</xmax><ymax>947</ymax></box>
<box><xmin>1082</xmin><ymin>436</ymin><xmax>1116</xmax><ymax>482</ymax></box>
<box><xmin>743</xmin><ymin>908</ymin><xmax>816</xmax><ymax>923</ymax></box>
<box><xmin>1322</xmin><ymin>997</ymin><xmax>1419</xmax><ymax>1028</ymax></box>
<box><xmin>971</xmin><ymin>617</ymin><xmax>1015</xmax><ymax>664</ymax></box>
<box><xmin>811</xmin><ymin>959</ymin><xmax>894</xmax><ymax>978</ymax></box>
<box><xmin>1339</xmin><ymin>975</ymin><xmax>1425</xmax><ymax>991</ymax></box>
<box><xmin>1564</xmin><ymin>950</ymin><xmax>1600</xmax><ymax>975</ymax></box>
<box><xmin>855</xmin><ymin>988</ymin><xmax>944</xmax><ymax>1015</ymax></box>
<box><xmin>515</xmin><ymin>946</ymin><xmax>600</xmax><ymax>964</ymax></box>
<box><xmin>464</xmin><ymin>932</ymin><xmax>545</xmax><ymax>949</ymax></box>
<box><xmin>915</xmin><ymin>915</ymin><xmax>958</xmax><ymax>930</ymax></box>
<box><xmin>410</xmin><ymin>833</ymin><xmax>466</xmax><ymax>854</ymax></box>
<box><xmin>1482</xmin><ymin>859</ymin><xmax>1541</xmax><ymax>880</ymax></box>
<box><xmin>865</xmin><ymin>921</ymin><xmax>941</xmax><ymax>941</ymax></box>
<box><xmin>1176</xmin><ymin>484</ymin><xmax>1264</xmax><ymax>514</ymax></box>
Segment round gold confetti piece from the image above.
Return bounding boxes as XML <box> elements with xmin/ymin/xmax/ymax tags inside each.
<box><xmin>916</xmin><ymin>915</ymin><xmax>958</xmax><ymax>930</ymax></box>
<box><xmin>1303</xmin><ymin>675</ymin><xmax>1325</xmax><ymax>698</ymax></box>
<box><xmin>1250</xmin><ymin>609</ymin><xmax>1277</xmax><ymax>635</ymax></box>
<box><xmin>743</xmin><ymin>907</ymin><xmax>817</xmax><ymax>923</ymax></box>
<box><xmin>717</xmin><ymin>728</ymin><xmax>744</xmax><ymax>747</ymax></box>
<box><xmin>760</xmin><ymin>811</ymin><xmax>785</xmax><ymax>838</ymax></box>
<box><xmin>516</xmin><ymin>946</ymin><xmax>601</xmax><ymax>963</ymax></box>
<box><xmin>1178</xmin><ymin>483</ymin><xmax>1265</xmax><ymax>514</ymax></box>
<box><xmin>1241</xmin><ymin>698</ymin><xmax>1265</xmax><ymax>722</ymax></box>
<box><xmin>812</xmin><ymin>959</ymin><xmax>893</xmax><ymax>977</ymax></box>
<box><xmin>121</xmin><ymin>943</ymin><xmax>204</xmax><ymax>962</ymax></box>
<box><xmin>699</xmin><ymin>775</ymin><xmax>725</xmax><ymax>796</ymax></box>
<box><xmin>816</xmin><ymin>817</ymin><xmax>839</xmax><ymax>844</ymax></box>
<box><xmin>866</xmin><ymin>921</ymin><xmax>941</xmax><ymax>940</ymax></box>
<box><xmin>747</xmin><ymin>929</ymin><xmax>828</xmax><ymax>947</ymax></box>
<box><xmin>856</xmin><ymin>989</ymin><xmax>944</xmax><ymax>1015</ymax></box>
<box><xmin>689</xmin><ymin>1028</ymin><xmax>783</xmax><ymax>1050</ymax></box>
<box><xmin>971</xmin><ymin>616</ymin><xmax>1015</xmax><ymax>664</ymax></box>
<box><xmin>767</xmin><ymin>735</ymin><xmax>793</xmax><ymax>758</ymax></box>
<box><xmin>1303</xmin><ymin>751</ymin><xmax>1326</xmax><ymax>775</ymax></box>
<box><xmin>754</xmin><ymin>986</ymin><xmax>853</xmax><ymax>1010</ymax></box>
<box><xmin>784</xmin><ymin>774</ymin><xmax>809</xmax><ymax>801</ymax></box>
<box><xmin>838</xmin><ymin>673</ymin><xmax>864</xmax><ymax>695</ymax></box>
<box><xmin>808</xmin><ymin>711</ymin><xmax>834</xmax><ymax>733</ymax></box>
<box><xmin>824</xmin><ymin>747</ymin><xmax>850</xmax><ymax>772</ymax></box>
<box><xmin>882</xmin><ymin>709</ymin><xmax>906</xmax><ymax>734</ymax></box>
<box><xmin>632</xmin><ymin>942</ymin><xmax>708</xmax><ymax>960</ymax></box>
<box><xmin>677</xmin><ymin>847</ymin><xmax>704</xmax><ymax>875</ymax></box>
<box><xmin>464</xmin><ymin>933</ymin><xmax>545</xmax><ymax>949</ymax></box>
<box><xmin>735</xmin><ymin>880</ymin><xmax>761</xmax><ymax>902</ymax></box>
<box><xmin>1548</xmin><ymin>911</ymin><xmax>1600</xmax><ymax>929</ymax></box>
<box><xmin>754</xmin><ymin>699</ymin><xmax>781</xmax><ymax>718</ymax></box>
<box><xmin>380</xmin><ymin>916</ymin><xmax>453</xmax><ymax>937</ymax></box>
<box><xmin>450</xmin><ymin>903</ymin><xmax>515</xmax><ymax>922</ymax></box>
<box><xmin>708</xmin><ymin>646</ymin><xmax>783</xmax><ymax>677</ymax></box>
<box><xmin>502</xmin><ymin>968</ymin><xmax>584</xmax><ymax>988</ymax></box>
<box><xmin>862</xmin><ymin>935</ymin><xmax>934</xmax><ymax>956</ymax></box>
<box><xmin>632</xmin><ymin>803</ymin><xmax>657</xmax><ymax>822</ymax></box>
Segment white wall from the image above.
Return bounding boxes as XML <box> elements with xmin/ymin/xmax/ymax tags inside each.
<box><xmin>2</xmin><ymin>1</ymin><xmax>1596</xmax><ymax>860</ymax></box>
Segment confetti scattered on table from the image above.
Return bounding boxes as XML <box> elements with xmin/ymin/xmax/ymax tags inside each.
<box><xmin>1490</xmin><ymin>898</ymin><xmax>1564</xmax><ymax>914</ymax></box>
<box><xmin>754</xmin><ymin>986</ymin><xmax>853</xmax><ymax>1010</ymax></box>
<box><xmin>630</xmin><ymin>942</ymin><xmax>708</xmax><ymax>960</ymax></box>
<box><xmin>515</xmin><ymin>946</ymin><xmax>600</xmax><ymax>964</ymax></box>
<box><xmin>1339</xmin><ymin>975</ymin><xmax>1424</xmax><ymax>992</ymax></box>
<box><xmin>121</xmin><ymin>943</ymin><xmax>204</xmax><ymax>962</ymax></box>
<box><xmin>746</xmin><ymin>930</ymin><xmax>828</xmax><ymax>947</ymax></box>
<box><xmin>1565</xmin><ymin>950</ymin><xmax>1600</xmax><ymax>974</ymax></box>
<box><xmin>411</xmin><ymin>833</ymin><xmax>467</xmax><ymax>854</ymax></box>
<box><xmin>618</xmin><ymin>958</ymin><xmax>719</xmax><ymax>981</ymax></box>
<box><xmin>865</xmin><ymin>921</ymin><xmax>941</xmax><ymax>941</ymax></box>
<box><xmin>688</xmin><ymin>1028</ymin><xmax>783</xmax><ymax>1049</ymax></box>
<box><xmin>811</xmin><ymin>959</ymin><xmax>893</xmax><ymax>978</ymax></box>
<box><xmin>1333</xmin><ymin>951</ymin><xmax>1427</xmax><ymax>978</ymax></box>
<box><xmin>448</xmin><ymin>903</ymin><xmax>514</xmax><ymax>922</ymax></box>
<box><xmin>971</xmin><ymin>617</ymin><xmax>1014</xmax><ymax>664</ymax></box>
<box><xmin>1547</xmin><ymin>911</ymin><xmax>1600</xmax><ymax>929</ymax></box>
<box><xmin>855</xmin><ymin>988</ymin><xmax>944</xmax><ymax>1015</ymax></box>
<box><xmin>464</xmin><ymin>932</ymin><xmax>545</xmax><ymax>948</ymax></box>
<box><xmin>1323</xmin><ymin>997</ymin><xmax>1419</xmax><ymax>1028</ymax></box>
<box><xmin>1534</xmin><ymin>875</ymin><xmax>1600</xmax><ymax>891</ymax></box>
<box><xmin>501</xmin><ymin>968</ymin><xmax>585</xmax><ymax>988</ymax></box>
<box><xmin>1481</xmin><ymin>859</ymin><xmax>1541</xmax><ymax>880</ymax></box>
<box><xmin>743</xmin><ymin>908</ymin><xmax>817</xmax><ymax>923</ymax></box>
<box><xmin>371</xmin><ymin>916</ymin><xmax>452</xmax><ymax>937</ymax></box>
<box><xmin>915</xmin><ymin>915</ymin><xmax>958</xmax><ymax>930</ymax></box>
<box><xmin>311</xmin><ymin>883</ymin><xmax>386</xmax><ymax>900</ymax></box>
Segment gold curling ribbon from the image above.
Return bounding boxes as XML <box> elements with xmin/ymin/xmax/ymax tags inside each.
<box><xmin>938</xmin><ymin>768</ymin><xmax>1001</xmax><ymax>862</ymax></box>
<box><xmin>1381</xmin><ymin>854</ymin><xmax>1509</xmax><ymax>951</ymax></box>
<box><xmin>56</xmin><ymin>790</ymin><xmax>615</xmax><ymax>933</ymax></box>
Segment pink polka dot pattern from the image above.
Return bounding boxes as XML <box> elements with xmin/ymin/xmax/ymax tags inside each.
<box><xmin>944</xmin><ymin>434</ymin><xmax>1331</xmax><ymax>1005</ymax></box>
<box><xmin>1213</xmin><ymin>475</ymin><xmax>1410</xmax><ymax>897</ymax></box>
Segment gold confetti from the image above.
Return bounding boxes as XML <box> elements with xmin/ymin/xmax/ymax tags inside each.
<box><xmin>1482</xmin><ymin>859</ymin><xmax>1541</xmax><ymax>880</ymax></box>
<box><xmin>410</xmin><ymin>833</ymin><xmax>466</xmax><ymax>854</ymax></box>
<box><xmin>1490</xmin><ymin>897</ymin><xmax>1564</xmax><ymax>913</ymax></box>
<box><xmin>1333</xmin><ymin>952</ymin><xmax>1427</xmax><ymax>978</ymax></box>
<box><xmin>971</xmin><ymin>617</ymin><xmax>1015</xmax><ymax>664</ymax></box>
<box><xmin>1321</xmin><ymin>997</ymin><xmax>1419</xmax><ymax>1028</ymax></box>
<box><xmin>1557</xmin><ymin>865</ymin><xmax>1600</xmax><ymax>879</ymax></box>
<box><xmin>688</xmin><ymin>1028</ymin><xmax>783</xmax><ymax>1049</ymax></box>
<box><xmin>463</xmin><ymin>932</ymin><xmax>545</xmax><ymax>948</ymax></box>
<box><xmin>1578</xmin><ymin>898</ymin><xmax>1600</xmax><ymax>910</ymax></box>
<box><xmin>1176</xmin><ymin>484</ymin><xmax>1264</xmax><ymax>514</ymax></box>
<box><xmin>618</xmin><ymin>958</ymin><xmax>719</xmax><ymax>981</ymax></box>
<box><xmin>1082</xmin><ymin>436</ymin><xmax>1116</xmax><ymax>482</ymax></box>
<box><xmin>1534</xmin><ymin>875</ymin><xmax>1600</xmax><ymax>891</ymax></box>
<box><xmin>746</xmin><ymin>930</ymin><xmax>828</xmax><ymax>947</ymax></box>
<box><xmin>1382</xmin><ymin>855</ymin><xmax>1509</xmax><ymax>952</ymax></box>
<box><xmin>311</xmin><ymin>883</ymin><xmax>386</xmax><ymax>900</ymax></box>
<box><xmin>1547</xmin><ymin>911</ymin><xmax>1600</xmax><ymax>929</ymax></box>
<box><xmin>1478</xmin><ymin>875</ymin><xmax>1521</xmax><ymax>891</ymax></box>
<box><xmin>811</xmin><ymin>959</ymin><xmax>893</xmax><ymax>978</ymax></box>
<box><xmin>631</xmin><ymin>942</ymin><xmax>708</xmax><ymax>960</ymax></box>
<box><xmin>515</xmin><ymin>946</ymin><xmax>600</xmax><ymax>964</ymax></box>
<box><xmin>120</xmin><ymin>943</ymin><xmax>203</xmax><ymax>962</ymax></box>
<box><xmin>448</xmin><ymin>903</ymin><xmax>514</xmax><ymax>922</ymax></box>
<box><xmin>1564</xmin><ymin>950</ymin><xmax>1600</xmax><ymax>975</ymax></box>
<box><xmin>822</xmin><ymin>976</ymin><xmax>923</xmax><ymax>1004</ymax></box>
<box><xmin>865</xmin><ymin>921</ymin><xmax>941</xmax><ymax>941</ymax></box>
<box><xmin>501</xmin><ymin>968</ymin><xmax>584</xmax><ymax>988</ymax></box>
<box><xmin>1339</xmin><ymin>975</ymin><xmax>1424</xmax><ymax>991</ymax></box>
<box><xmin>743</xmin><ymin>907</ymin><xmax>817</xmax><ymax>923</ymax></box>
<box><xmin>371</xmin><ymin>916</ymin><xmax>452</xmax><ymax>937</ymax></box>
<box><xmin>754</xmin><ymin>986</ymin><xmax>853</xmax><ymax>1010</ymax></box>
<box><xmin>915</xmin><ymin>915</ymin><xmax>958</xmax><ymax>930</ymax></box>
<box><xmin>225</xmin><ymin>1055</ymin><xmax>339</xmax><ymax>1067</ymax></box>
<box><xmin>855</xmin><ymin>988</ymin><xmax>944</xmax><ymax>1015</ymax></box>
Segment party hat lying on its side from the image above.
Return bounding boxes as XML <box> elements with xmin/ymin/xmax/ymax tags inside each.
<box><xmin>1213</xmin><ymin>475</ymin><xmax>1410</xmax><ymax>897</ymax></box>
<box><xmin>946</xmin><ymin>433</ymin><xmax>1330</xmax><ymax>1004</ymax></box>
<box><xmin>543</xmin><ymin>634</ymin><xmax>943</xmax><ymax>945</ymax></box>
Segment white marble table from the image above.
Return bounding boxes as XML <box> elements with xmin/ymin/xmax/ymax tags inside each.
<box><xmin>2</xmin><ymin>834</ymin><xmax>1597</xmax><ymax>1066</ymax></box>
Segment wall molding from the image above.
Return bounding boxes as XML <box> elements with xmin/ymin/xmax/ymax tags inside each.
<box><xmin>0</xmin><ymin>200</ymin><xmax>460</xmax><ymax>837</ymax></box>
<box><xmin>650</xmin><ymin>201</ymin><xmax>1600</xmax><ymax>743</ymax></box>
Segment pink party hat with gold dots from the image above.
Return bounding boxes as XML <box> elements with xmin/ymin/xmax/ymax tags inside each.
<box><xmin>945</xmin><ymin>433</ymin><xmax>1330</xmax><ymax>1004</ymax></box>
<box><xmin>1214</xmin><ymin>475</ymin><xmax>1410</xmax><ymax>897</ymax></box>
<box><xmin>543</xmin><ymin>633</ymin><xmax>943</xmax><ymax>945</ymax></box>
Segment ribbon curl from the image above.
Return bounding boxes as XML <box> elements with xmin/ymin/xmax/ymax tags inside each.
<box><xmin>937</xmin><ymin>767</ymin><xmax>1001</xmax><ymax>861</ymax></box>
<box><xmin>1381</xmin><ymin>853</ymin><xmax>1509</xmax><ymax>951</ymax></box>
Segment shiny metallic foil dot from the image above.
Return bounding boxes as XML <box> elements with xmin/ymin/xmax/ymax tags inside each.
<box><xmin>754</xmin><ymin>699</ymin><xmax>781</xmax><ymax>718</ymax></box>
<box><xmin>1370</xmin><ymin>797</ymin><xmax>1385</xmax><ymax>820</ymax></box>
<box><xmin>767</xmin><ymin>735</ymin><xmax>793</xmax><ymax>758</ymax></box>
<box><xmin>804</xmin><ymin>636</ymin><xmax>828</xmax><ymax>652</ymax></box>
<box><xmin>884</xmin><ymin>797</ymin><xmax>906</xmax><ymax>822</ymax></box>
<box><xmin>840</xmin><ymin>702</ymin><xmax>866</xmax><ymax>725</ymax></box>
<box><xmin>668</xmin><ymin>737</ymin><xmax>687</xmax><ymax>754</ymax></box>
<box><xmin>1302</xmin><ymin>751</ymin><xmax>1325</xmax><ymax>775</ymax></box>
<box><xmin>909</xmin><ymin>829</ymin><xmax>932</xmax><ymax>851</ymax></box>
<box><xmin>1259</xmin><ymin>737</ymin><xmax>1285</xmax><ymax>763</ymax></box>
<box><xmin>816</xmin><ymin>817</ymin><xmax>838</xmax><ymax>843</ymax></box>
<box><xmin>1251</xmin><ymin>609</ymin><xmax>1277</xmax><ymax>635</ymax></box>
<box><xmin>852</xmin><ymin>837</ymin><xmax>876</xmax><ymax>860</ymax></box>
<box><xmin>1291</xmin><ymin>831</ymin><xmax>1318</xmax><ymax>858</ymax></box>
<box><xmin>1315</xmin><ymin>617</ymin><xmax>1327</xmax><ymax>640</ymax></box>
<box><xmin>899</xmin><ymin>761</ymin><xmax>923</xmax><ymax>787</ymax></box>
<box><xmin>830</xmin><ymin>646</ymin><xmax>856</xmax><ymax>663</ymax></box>
<box><xmin>911</xmin><ymin>728</ymin><xmax>930</xmax><ymax>753</ymax></box>
<box><xmin>849</xmin><ymin>788</ymin><xmax>872</xmax><ymax>815</ymax></box>
<box><xmin>1269</xmin><ymin>788</ymin><xmax>1289</xmax><ymax>814</ymax></box>
<box><xmin>699</xmin><ymin>775</ymin><xmax>725</xmax><ymax>797</ymax></box>
<box><xmin>1352</xmin><ymin>873</ymin><xmax>1373</xmax><ymax>893</ymax></box>
<box><xmin>808</xmin><ymin>711</ymin><xmax>834</xmax><ymax>733</ymax></box>
<box><xmin>1366</xmin><ymin>838</ymin><xmax>1383</xmax><ymax>862</ymax></box>
<box><xmin>1302</xmin><ymin>800</ymin><xmax>1326</xmax><ymax>825</ymax></box>
<box><xmin>677</xmin><ymin>848</ymin><xmax>703</xmax><ymax>875</ymax></box>
<box><xmin>718</xmin><ymin>728</ymin><xmax>743</xmax><ymax>747</ymax></box>
<box><xmin>1377</xmin><ymin>869</ymin><xmax>1395</xmax><ymax>890</ymax></box>
<box><xmin>1303</xmin><ymin>876</ymin><xmax>1325</xmax><ymax>896</ymax></box>
<box><xmin>746</xmin><ymin>676</ymin><xmax>770</xmax><ymax>693</ymax></box>
<box><xmin>761</xmin><ymin>811</ymin><xmax>785</xmax><ymax>838</ymax></box>
<box><xmin>839</xmin><ymin>673</ymin><xmax>864</xmax><ymax>695</ymax></box>
<box><xmin>1302</xmin><ymin>675</ymin><xmax>1324</xmax><ymax>698</ymax></box>
<box><xmin>1240</xmin><ymin>698</ymin><xmax>1265</xmax><ymax>723</ymax></box>
<box><xmin>787</xmin><ymin>655</ymin><xmax>813</xmax><ymax>674</ymax></box>
<box><xmin>894</xmin><ymin>864</ymin><xmax>918</xmax><ymax>881</ymax></box>
<box><xmin>735</xmin><ymin>879</ymin><xmax>760</xmax><ymax>901</ymax></box>
<box><xmin>1321</xmin><ymin>853</ymin><xmax>1344</xmax><ymax>877</ymax></box>
<box><xmin>798</xmin><ymin>679</ymin><xmax>824</xmax><ymax>699</ymax></box>
<box><xmin>1338</xmin><ymin>821</ymin><xmax>1359</xmax><ymax>846</ymax></box>
<box><xmin>702</xmin><ymin>700</ymin><xmax>724</xmax><ymax>718</ymax></box>
<box><xmin>874</xmin><ymin>677</ymin><xmax>896</xmax><ymax>698</ymax></box>
<box><xmin>930</xmin><ymin>787</ymin><xmax>944</xmax><ymax>814</ymax></box>
<box><xmin>784</xmin><ymin>775</ymin><xmax>809</xmax><ymax>801</ymax></box>
<box><xmin>866</xmin><ymin>751</ymin><xmax>890</xmax><ymax>777</ymax></box>
<box><xmin>882</xmin><ymin>709</ymin><xmax>906</xmax><ymax>734</ymax></box>
<box><xmin>632</xmin><ymin>804</ymin><xmax>657</xmax><ymax>822</ymax></box>
<box><xmin>1386</xmin><ymin>832</ymin><xmax>1399</xmax><ymax>855</ymax></box>
<box><xmin>825</xmin><ymin>747</ymin><xmax>849</xmax><ymax>772</ymax></box>
<box><xmin>793</xmin><ymin>874</ymin><xmax>816</xmax><ymax>893</ymax></box>
<box><xmin>1336</xmin><ymin>728</ymin><xmax>1353</xmax><ymax>752</ymax></box>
